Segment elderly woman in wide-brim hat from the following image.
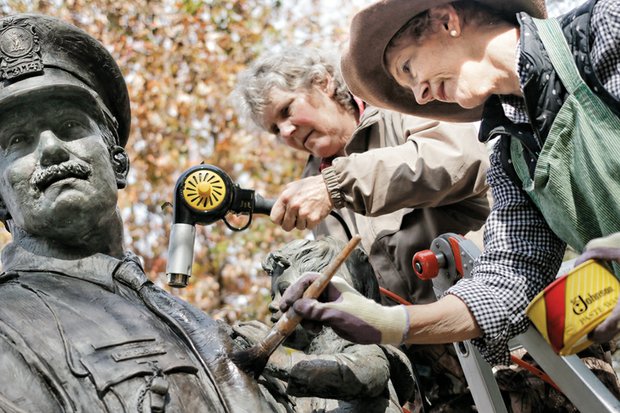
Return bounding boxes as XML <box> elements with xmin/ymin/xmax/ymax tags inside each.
<box><xmin>279</xmin><ymin>0</ymin><xmax>620</xmax><ymax>373</ymax></box>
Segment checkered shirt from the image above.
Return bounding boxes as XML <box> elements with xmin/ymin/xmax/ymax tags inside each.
<box><xmin>448</xmin><ymin>0</ymin><xmax>620</xmax><ymax>365</ymax></box>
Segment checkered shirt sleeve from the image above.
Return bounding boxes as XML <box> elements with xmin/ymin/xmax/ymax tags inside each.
<box><xmin>590</xmin><ymin>0</ymin><xmax>620</xmax><ymax>99</ymax></box>
<box><xmin>447</xmin><ymin>148</ymin><xmax>566</xmax><ymax>365</ymax></box>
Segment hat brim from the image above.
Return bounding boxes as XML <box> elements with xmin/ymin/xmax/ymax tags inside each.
<box><xmin>342</xmin><ymin>0</ymin><xmax>547</xmax><ymax>122</ymax></box>
<box><xmin>0</xmin><ymin>69</ymin><xmax>121</xmax><ymax>145</ymax></box>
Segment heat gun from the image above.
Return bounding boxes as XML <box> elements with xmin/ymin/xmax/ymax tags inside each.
<box><xmin>165</xmin><ymin>164</ymin><xmax>274</xmax><ymax>288</ymax></box>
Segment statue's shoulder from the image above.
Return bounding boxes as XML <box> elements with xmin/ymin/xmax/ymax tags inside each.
<box><xmin>0</xmin><ymin>271</ymin><xmax>18</xmax><ymax>285</ymax></box>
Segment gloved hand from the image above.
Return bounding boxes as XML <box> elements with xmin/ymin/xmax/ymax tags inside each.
<box><xmin>575</xmin><ymin>233</ymin><xmax>620</xmax><ymax>343</ymax></box>
<box><xmin>574</xmin><ymin>232</ymin><xmax>620</xmax><ymax>267</ymax></box>
<box><xmin>280</xmin><ymin>272</ymin><xmax>409</xmax><ymax>345</ymax></box>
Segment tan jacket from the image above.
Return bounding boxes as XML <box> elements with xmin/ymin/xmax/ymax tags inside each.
<box><xmin>305</xmin><ymin>106</ymin><xmax>490</xmax><ymax>304</ymax></box>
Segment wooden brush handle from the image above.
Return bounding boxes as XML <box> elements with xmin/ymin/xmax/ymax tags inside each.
<box><xmin>259</xmin><ymin>235</ymin><xmax>362</xmax><ymax>355</ymax></box>
<box><xmin>301</xmin><ymin>234</ymin><xmax>361</xmax><ymax>299</ymax></box>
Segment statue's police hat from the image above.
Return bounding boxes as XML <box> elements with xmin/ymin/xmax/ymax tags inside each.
<box><xmin>0</xmin><ymin>14</ymin><xmax>130</xmax><ymax>146</ymax></box>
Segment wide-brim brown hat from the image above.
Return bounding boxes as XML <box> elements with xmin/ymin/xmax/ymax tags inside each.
<box><xmin>342</xmin><ymin>0</ymin><xmax>547</xmax><ymax>122</ymax></box>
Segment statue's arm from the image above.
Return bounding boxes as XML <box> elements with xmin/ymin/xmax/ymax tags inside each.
<box><xmin>285</xmin><ymin>344</ymin><xmax>390</xmax><ymax>400</ymax></box>
<box><xmin>232</xmin><ymin>321</ymin><xmax>392</xmax><ymax>400</ymax></box>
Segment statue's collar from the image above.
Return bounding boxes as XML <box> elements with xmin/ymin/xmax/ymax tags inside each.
<box><xmin>0</xmin><ymin>243</ymin><xmax>133</xmax><ymax>291</ymax></box>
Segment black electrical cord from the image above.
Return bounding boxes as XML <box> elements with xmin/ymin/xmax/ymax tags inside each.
<box><xmin>328</xmin><ymin>210</ymin><xmax>353</xmax><ymax>241</ymax></box>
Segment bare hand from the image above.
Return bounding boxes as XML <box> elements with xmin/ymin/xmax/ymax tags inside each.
<box><xmin>270</xmin><ymin>175</ymin><xmax>333</xmax><ymax>231</ymax></box>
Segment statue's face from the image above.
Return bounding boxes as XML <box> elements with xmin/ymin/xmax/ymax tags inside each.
<box><xmin>0</xmin><ymin>96</ymin><xmax>121</xmax><ymax>240</ymax></box>
<box><xmin>268</xmin><ymin>262</ymin><xmax>316</xmax><ymax>348</ymax></box>
<box><xmin>269</xmin><ymin>265</ymin><xmax>295</xmax><ymax>322</ymax></box>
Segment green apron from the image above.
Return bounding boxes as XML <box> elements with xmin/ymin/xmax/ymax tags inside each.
<box><xmin>510</xmin><ymin>17</ymin><xmax>620</xmax><ymax>261</ymax></box>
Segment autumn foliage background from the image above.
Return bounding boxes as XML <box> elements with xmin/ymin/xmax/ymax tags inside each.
<box><xmin>0</xmin><ymin>0</ymin><xmax>579</xmax><ymax>325</ymax></box>
<box><xmin>0</xmin><ymin>0</ymin><xmax>368</xmax><ymax>325</ymax></box>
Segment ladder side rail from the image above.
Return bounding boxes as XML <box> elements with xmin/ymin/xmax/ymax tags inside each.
<box><xmin>516</xmin><ymin>327</ymin><xmax>620</xmax><ymax>413</ymax></box>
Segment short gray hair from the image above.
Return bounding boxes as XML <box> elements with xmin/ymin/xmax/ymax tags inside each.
<box><xmin>232</xmin><ymin>46</ymin><xmax>355</xmax><ymax>132</ymax></box>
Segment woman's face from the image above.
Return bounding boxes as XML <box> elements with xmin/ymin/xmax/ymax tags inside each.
<box><xmin>385</xmin><ymin>9</ymin><xmax>501</xmax><ymax>109</ymax></box>
<box><xmin>262</xmin><ymin>84</ymin><xmax>355</xmax><ymax>159</ymax></box>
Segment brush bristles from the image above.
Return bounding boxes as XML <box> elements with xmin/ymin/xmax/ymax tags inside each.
<box><xmin>231</xmin><ymin>346</ymin><xmax>269</xmax><ymax>379</ymax></box>
<box><xmin>231</xmin><ymin>328</ymin><xmax>286</xmax><ymax>378</ymax></box>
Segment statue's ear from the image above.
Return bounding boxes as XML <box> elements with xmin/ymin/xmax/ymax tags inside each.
<box><xmin>110</xmin><ymin>146</ymin><xmax>130</xmax><ymax>189</ymax></box>
<box><xmin>0</xmin><ymin>197</ymin><xmax>11</xmax><ymax>232</ymax></box>
<box><xmin>345</xmin><ymin>247</ymin><xmax>380</xmax><ymax>302</ymax></box>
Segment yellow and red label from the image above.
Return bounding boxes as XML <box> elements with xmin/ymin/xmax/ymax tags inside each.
<box><xmin>526</xmin><ymin>260</ymin><xmax>619</xmax><ymax>355</ymax></box>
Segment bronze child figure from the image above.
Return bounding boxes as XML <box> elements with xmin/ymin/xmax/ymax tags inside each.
<box><xmin>234</xmin><ymin>236</ymin><xmax>415</xmax><ymax>413</ymax></box>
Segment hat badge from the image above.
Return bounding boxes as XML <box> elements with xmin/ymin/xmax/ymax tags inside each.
<box><xmin>0</xmin><ymin>18</ymin><xmax>43</xmax><ymax>80</ymax></box>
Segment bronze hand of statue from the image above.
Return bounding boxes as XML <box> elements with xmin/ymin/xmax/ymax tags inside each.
<box><xmin>233</xmin><ymin>320</ymin><xmax>298</xmax><ymax>381</ymax></box>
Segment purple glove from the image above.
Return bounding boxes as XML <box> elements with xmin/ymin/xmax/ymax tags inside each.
<box><xmin>280</xmin><ymin>272</ymin><xmax>409</xmax><ymax>345</ymax></box>
<box><xmin>574</xmin><ymin>233</ymin><xmax>620</xmax><ymax>343</ymax></box>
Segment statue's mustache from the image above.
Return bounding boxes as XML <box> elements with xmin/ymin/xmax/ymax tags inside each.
<box><xmin>30</xmin><ymin>161</ymin><xmax>93</xmax><ymax>191</ymax></box>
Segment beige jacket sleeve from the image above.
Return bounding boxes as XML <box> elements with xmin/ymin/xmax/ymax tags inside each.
<box><xmin>324</xmin><ymin>112</ymin><xmax>489</xmax><ymax>216</ymax></box>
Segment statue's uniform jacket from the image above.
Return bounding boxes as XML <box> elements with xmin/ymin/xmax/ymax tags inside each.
<box><xmin>0</xmin><ymin>244</ymin><xmax>286</xmax><ymax>413</ymax></box>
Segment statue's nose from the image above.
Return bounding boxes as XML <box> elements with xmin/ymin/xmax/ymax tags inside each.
<box><xmin>38</xmin><ymin>130</ymin><xmax>70</xmax><ymax>167</ymax></box>
<box><xmin>268</xmin><ymin>299</ymin><xmax>279</xmax><ymax>314</ymax></box>
<box><xmin>268</xmin><ymin>299</ymin><xmax>283</xmax><ymax>323</ymax></box>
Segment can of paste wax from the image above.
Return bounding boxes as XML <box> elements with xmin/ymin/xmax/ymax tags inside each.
<box><xmin>526</xmin><ymin>259</ymin><xmax>620</xmax><ymax>355</ymax></box>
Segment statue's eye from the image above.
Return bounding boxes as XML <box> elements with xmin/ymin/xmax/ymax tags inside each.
<box><xmin>8</xmin><ymin>134</ymin><xmax>25</xmax><ymax>147</ymax></box>
<box><xmin>57</xmin><ymin>119</ymin><xmax>90</xmax><ymax>140</ymax></box>
<box><xmin>4</xmin><ymin>133</ymin><xmax>31</xmax><ymax>150</ymax></box>
<box><xmin>61</xmin><ymin>119</ymin><xmax>85</xmax><ymax>131</ymax></box>
<box><xmin>278</xmin><ymin>282</ymin><xmax>290</xmax><ymax>296</ymax></box>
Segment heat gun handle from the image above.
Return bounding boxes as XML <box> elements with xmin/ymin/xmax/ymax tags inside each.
<box><xmin>253</xmin><ymin>193</ymin><xmax>275</xmax><ymax>215</ymax></box>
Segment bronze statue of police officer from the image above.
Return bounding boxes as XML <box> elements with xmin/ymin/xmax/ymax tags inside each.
<box><xmin>0</xmin><ymin>14</ymin><xmax>290</xmax><ymax>413</ymax></box>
